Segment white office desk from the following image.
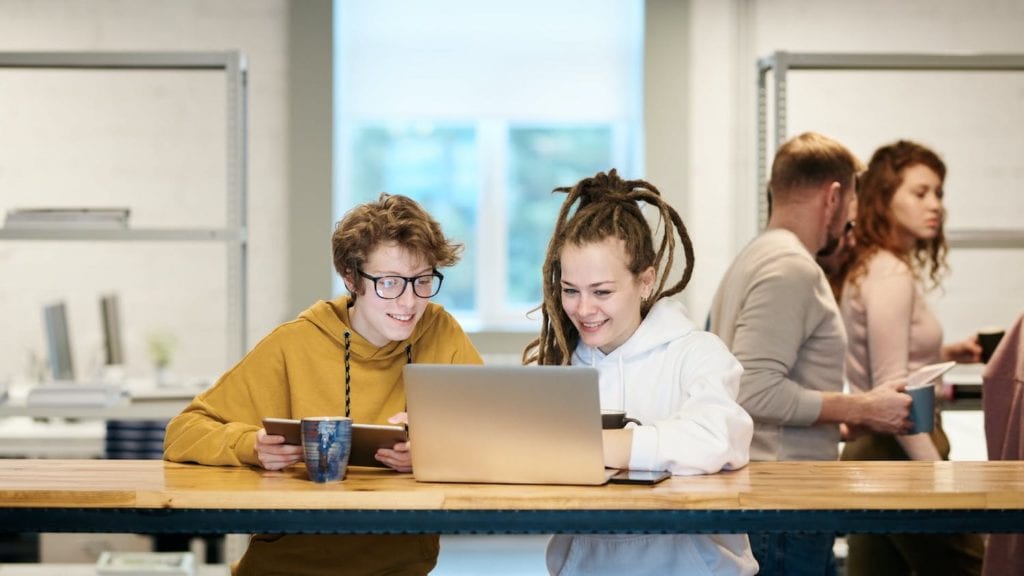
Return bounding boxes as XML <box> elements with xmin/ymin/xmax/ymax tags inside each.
<box><xmin>0</xmin><ymin>398</ymin><xmax>190</xmax><ymax>421</ymax></box>
<box><xmin>0</xmin><ymin>381</ymin><xmax>201</xmax><ymax>458</ymax></box>
<box><xmin>0</xmin><ymin>417</ymin><xmax>105</xmax><ymax>458</ymax></box>
<box><xmin>0</xmin><ymin>380</ymin><xmax>200</xmax><ymax>420</ymax></box>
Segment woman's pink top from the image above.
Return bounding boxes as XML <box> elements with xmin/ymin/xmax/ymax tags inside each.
<box><xmin>841</xmin><ymin>249</ymin><xmax>943</xmax><ymax>393</ymax></box>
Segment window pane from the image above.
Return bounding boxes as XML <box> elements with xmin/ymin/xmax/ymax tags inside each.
<box><xmin>506</xmin><ymin>126</ymin><xmax>615</xmax><ymax>305</ymax></box>
<box><xmin>347</xmin><ymin>124</ymin><xmax>478</xmax><ymax>312</ymax></box>
<box><xmin>336</xmin><ymin>0</ymin><xmax>644</xmax><ymax>329</ymax></box>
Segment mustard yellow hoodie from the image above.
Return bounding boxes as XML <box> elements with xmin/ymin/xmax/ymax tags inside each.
<box><xmin>164</xmin><ymin>297</ymin><xmax>483</xmax><ymax>576</ymax></box>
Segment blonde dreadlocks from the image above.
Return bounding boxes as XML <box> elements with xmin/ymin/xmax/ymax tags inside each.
<box><xmin>522</xmin><ymin>169</ymin><xmax>694</xmax><ymax>366</ymax></box>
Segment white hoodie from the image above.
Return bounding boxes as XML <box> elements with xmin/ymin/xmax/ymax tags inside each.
<box><xmin>546</xmin><ymin>298</ymin><xmax>757</xmax><ymax>576</ymax></box>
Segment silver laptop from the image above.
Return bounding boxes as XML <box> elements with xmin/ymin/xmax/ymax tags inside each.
<box><xmin>405</xmin><ymin>364</ymin><xmax>612</xmax><ymax>485</ymax></box>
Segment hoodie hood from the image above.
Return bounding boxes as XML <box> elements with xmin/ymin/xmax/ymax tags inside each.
<box><xmin>298</xmin><ymin>296</ymin><xmax>441</xmax><ymax>362</ymax></box>
<box><xmin>573</xmin><ymin>298</ymin><xmax>697</xmax><ymax>366</ymax></box>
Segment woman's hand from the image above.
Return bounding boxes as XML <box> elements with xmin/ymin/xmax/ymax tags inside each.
<box><xmin>896</xmin><ymin>432</ymin><xmax>942</xmax><ymax>461</ymax></box>
<box><xmin>375</xmin><ymin>412</ymin><xmax>413</xmax><ymax>472</ymax></box>
<box><xmin>255</xmin><ymin>428</ymin><xmax>304</xmax><ymax>471</ymax></box>
<box><xmin>840</xmin><ymin>422</ymin><xmax>868</xmax><ymax>442</ymax></box>
<box><xmin>941</xmin><ymin>336</ymin><xmax>982</xmax><ymax>364</ymax></box>
<box><xmin>602</xmin><ymin>428</ymin><xmax>633</xmax><ymax>470</ymax></box>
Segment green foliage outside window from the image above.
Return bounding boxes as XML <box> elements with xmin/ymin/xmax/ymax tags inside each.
<box><xmin>349</xmin><ymin>125</ymin><xmax>478</xmax><ymax>312</ymax></box>
<box><xmin>347</xmin><ymin>123</ymin><xmax>614</xmax><ymax>319</ymax></box>
<box><xmin>506</xmin><ymin>126</ymin><xmax>614</xmax><ymax>305</ymax></box>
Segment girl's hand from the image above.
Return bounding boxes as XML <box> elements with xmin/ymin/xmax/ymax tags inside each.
<box><xmin>941</xmin><ymin>336</ymin><xmax>982</xmax><ymax>364</ymax></box>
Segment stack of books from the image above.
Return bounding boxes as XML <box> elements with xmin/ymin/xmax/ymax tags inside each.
<box><xmin>4</xmin><ymin>207</ymin><xmax>130</xmax><ymax>229</ymax></box>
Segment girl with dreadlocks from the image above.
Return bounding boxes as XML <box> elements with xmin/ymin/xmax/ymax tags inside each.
<box><xmin>524</xmin><ymin>170</ymin><xmax>756</xmax><ymax>576</ymax></box>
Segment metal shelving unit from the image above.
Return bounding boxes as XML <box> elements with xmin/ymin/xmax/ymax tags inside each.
<box><xmin>0</xmin><ymin>51</ymin><xmax>249</xmax><ymax>362</ymax></box>
<box><xmin>756</xmin><ymin>50</ymin><xmax>1024</xmax><ymax>251</ymax></box>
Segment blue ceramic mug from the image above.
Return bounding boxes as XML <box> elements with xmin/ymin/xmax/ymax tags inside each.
<box><xmin>301</xmin><ymin>416</ymin><xmax>352</xmax><ymax>483</ymax></box>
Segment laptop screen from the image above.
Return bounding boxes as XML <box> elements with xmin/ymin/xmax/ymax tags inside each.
<box><xmin>405</xmin><ymin>364</ymin><xmax>610</xmax><ymax>485</ymax></box>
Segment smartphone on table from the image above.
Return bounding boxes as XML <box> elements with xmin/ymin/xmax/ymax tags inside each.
<box><xmin>609</xmin><ymin>469</ymin><xmax>671</xmax><ymax>485</ymax></box>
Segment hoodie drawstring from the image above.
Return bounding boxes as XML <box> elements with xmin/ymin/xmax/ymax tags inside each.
<box><xmin>343</xmin><ymin>332</ymin><xmax>352</xmax><ymax>417</ymax></box>
<box><xmin>341</xmin><ymin>332</ymin><xmax>413</xmax><ymax>419</ymax></box>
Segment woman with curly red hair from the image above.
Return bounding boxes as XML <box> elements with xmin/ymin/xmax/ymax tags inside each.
<box><xmin>839</xmin><ymin>140</ymin><xmax>985</xmax><ymax>575</ymax></box>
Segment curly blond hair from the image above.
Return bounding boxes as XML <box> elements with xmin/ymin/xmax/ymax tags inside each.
<box><xmin>332</xmin><ymin>193</ymin><xmax>463</xmax><ymax>300</ymax></box>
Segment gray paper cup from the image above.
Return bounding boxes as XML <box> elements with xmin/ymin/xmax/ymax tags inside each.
<box><xmin>301</xmin><ymin>416</ymin><xmax>352</xmax><ymax>483</ymax></box>
<box><xmin>906</xmin><ymin>384</ymin><xmax>935</xmax><ymax>434</ymax></box>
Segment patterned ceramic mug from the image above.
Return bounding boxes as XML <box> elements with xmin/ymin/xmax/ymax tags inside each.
<box><xmin>301</xmin><ymin>416</ymin><xmax>352</xmax><ymax>483</ymax></box>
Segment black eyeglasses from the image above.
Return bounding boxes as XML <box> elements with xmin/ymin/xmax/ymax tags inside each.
<box><xmin>357</xmin><ymin>269</ymin><xmax>444</xmax><ymax>300</ymax></box>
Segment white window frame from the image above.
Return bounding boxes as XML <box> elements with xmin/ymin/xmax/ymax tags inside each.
<box><xmin>332</xmin><ymin>0</ymin><xmax>644</xmax><ymax>332</ymax></box>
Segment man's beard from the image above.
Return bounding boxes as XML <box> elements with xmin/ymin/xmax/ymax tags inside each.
<box><xmin>817</xmin><ymin>231</ymin><xmax>841</xmax><ymax>258</ymax></box>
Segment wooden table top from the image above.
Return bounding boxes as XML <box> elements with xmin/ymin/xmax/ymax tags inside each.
<box><xmin>2</xmin><ymin>459</ymin><xmax>1023</xmax><ymax>512</ymax></box>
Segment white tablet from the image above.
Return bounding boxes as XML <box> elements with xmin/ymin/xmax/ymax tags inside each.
<box><xmin>907</xmin><ymin>361</ymin><xmax>957</xmax><ymax>389</ymax></box>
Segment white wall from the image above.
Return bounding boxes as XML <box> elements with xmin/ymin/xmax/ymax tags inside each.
<box><xmin>1</xmin><ymin>0</ymin><xmax>1021</xmax><ymax>386</ymax></box>
<box><xmin>0</xmin><ymin>0</ymin><xmax>291</xmax><ymax>383</ymax></box>
<box><xmin>665</xmin><ymin>0</ymin><xmax>1024</xmax><ymax>343</ymax></box>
